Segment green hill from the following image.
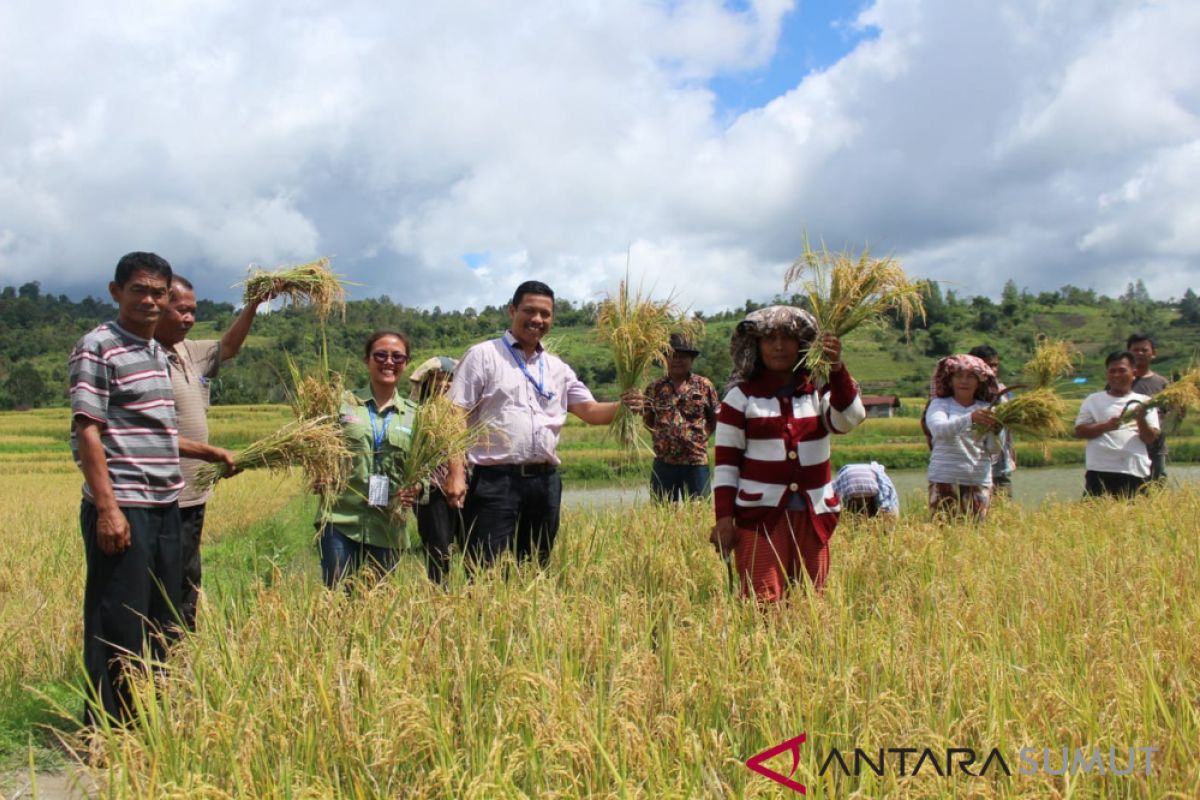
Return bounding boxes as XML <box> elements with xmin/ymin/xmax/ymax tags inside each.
<box><xmin>2</xmin><ymin>278</ymin><xmax>1199</xmax><ymax>409</ymax></box>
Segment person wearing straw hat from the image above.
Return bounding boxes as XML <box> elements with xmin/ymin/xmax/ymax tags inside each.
<box><xmin>409</xmin><ymin>355</ymin><xmax>461</xmax><ymax>585</ymax></box>
<box><xmin>154</xmin><ymin>274</ymin><xmax>274</xmax><ymax>629</ymax></box>
<box><xmin>925</xmin><ymin>354</ymin><xmax>1002</xmax><ymax>520</ymax></box>
<box><xmin>641</xmin><ymin>332</ymin><xmax>719</xmax><ymax>501</ymax></box>
<box><xmin>709</xmin><ymin>306</ymin><xmax>866</xmax><ymax>602</ymax></box>
<box><xmin>445</xmin><ymin>280</ymin><xmax>644</xmax><ymax>570</ymax></box>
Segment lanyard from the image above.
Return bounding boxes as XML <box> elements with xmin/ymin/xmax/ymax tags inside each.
<box><xmin>503</xmin><ymin>338</ymin><xmax>556</xmax><ymax>400</ymax></box>
<box><xmin>367</xmin><ymin>402</ymin><xmax>393</xmax><ymax>472</ymax></box>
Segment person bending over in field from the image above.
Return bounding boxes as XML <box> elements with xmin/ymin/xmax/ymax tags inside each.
<box><xmin>831</xmin><ymin>462</ymin><xmax>900</xmax><ymax>519</ymax></box>
<box><xmin>71</xmin><ymin>253</ymin><xmax>234</xmax><ymax>724</ymax></box>
<box><xmin>1074</xmin><ymin>350</ymin><xmax>1159</xmax><ymax>499</ymax></box>
<box><xmin>924</xmin><ymin>355</ymin><xmax>1002</xmax><ymax>522</ymax></box>
<box><xmin>409</xmin><ymin>355</ymin><xmax>461</xmax><ymax>586</ymax></box>
<box><xmin>154</xmin><ymin>274</ymin><xmax>277</xmax><ymax>630</ymax></box>
<box><xmin>317</xmin><ymin>331</ymin><xmax>420</xmax><ymax>588</ymax></box>
<box><xmin>709</xmin><ymin>306</ymin><xmax>866</xmax><ymax>602</ymax></box>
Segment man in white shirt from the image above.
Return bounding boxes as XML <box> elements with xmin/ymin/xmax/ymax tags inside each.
<box><xmin>1074</xmin><ymin>351</ymin><xmax>1160</xmax><ymax>498</ymax></box>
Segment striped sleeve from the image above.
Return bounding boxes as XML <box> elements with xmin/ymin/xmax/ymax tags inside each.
<box><xmin>69</xmin><ymin>338</ymin><xmax>110</xmax><ymax>423</ymax></box>
<box><xmin>822</xmin><ymin>366</ymin><xmax>866</xmax><ymax>434</ymax></box>
<box><xmin>713</xmin><ymin>385</ymin><xmax>748</xmax><ymax>520</ymax></box>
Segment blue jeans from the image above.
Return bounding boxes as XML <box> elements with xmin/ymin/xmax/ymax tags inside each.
<box><xmin>318</xmin><ymin>525</ymin><xmax>399</xmax><ymax>588</ymax></box>
<box><xmin>650</xmin><ymin>460</ymin><xmax>710</xmax><ymax>502</ymax></box>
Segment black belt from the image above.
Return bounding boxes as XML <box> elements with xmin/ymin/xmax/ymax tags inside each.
<box><xmin>476</xmin><ymin>463</ymin><xmax>557</xmax><ymax>477</ymax></box>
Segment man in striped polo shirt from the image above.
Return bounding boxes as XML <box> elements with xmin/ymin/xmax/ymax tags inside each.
<box><xmin>70</xmin><ymin>252</ymin><xmax>234</xmax><ymax>724</ymax></box>
<box><xmin>154</xmin><ymin>274</ymin><xmax>273</xmax><ymax>629</ymax></box>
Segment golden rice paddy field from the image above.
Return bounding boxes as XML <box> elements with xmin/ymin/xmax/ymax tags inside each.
<box><xmin>1</xmin><ymin>407</ymin><xmax>1198</xmax><ymax>797</ymax></box>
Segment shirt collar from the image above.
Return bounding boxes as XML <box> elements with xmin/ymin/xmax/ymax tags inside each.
<box><xmin>354</xmin><ymin>386</ymin><xmax>400</xmax><ymax>413</ymax></box>
<box><xmin>108</xmin><ymin>320</ymin><xmax>159</xmax><ymax>355</ymax></box>
<box><xmin>503</xmin><ymin>330</ymin><xmax>543</xmax><ymax>358</ymax></box>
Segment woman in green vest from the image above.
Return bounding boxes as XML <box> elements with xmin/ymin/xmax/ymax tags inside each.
<box><xmin>318</xmin><ymin>330</ymin><xmax>420</xmax><ymax>587</ymax></box>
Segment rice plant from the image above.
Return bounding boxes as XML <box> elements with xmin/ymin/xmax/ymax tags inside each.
<box><xmin>239</xmin><ymin>256</ymin><xmax>349</xmax><ymax>321</ymax></box>
<box><xmin>978</xmin><ymin>387</ymin><xmax>1068</xmax><ymax>442</ymax></box>
<box><xmin>1120</xmin><ymin>368</ymin><xmax>1200</xmax><ymax>425</ymax></box>
<box><xmin>1022</xmin><ymin>336</ymin><xmax>1080</xmax><ymax>388</ymax></box>
<box><xmin>387</xmin><ymin>395</ymin><xmax>488</xmax><ymax>522</ymax></box>
<box><xmin>193</xmin><ymin>416</ymin><xmax>354</xmax><ymax>513</ymax></box>
<box><xmin>595</xmin><ymin>277</ymin><xmax>700</xmax><ymax>450</ymax></box>
<box><xmin>784</xmin><ymin>236</ymin><xmax>925</xmax><ymax>383</ymax></box>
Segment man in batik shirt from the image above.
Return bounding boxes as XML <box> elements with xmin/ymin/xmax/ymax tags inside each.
<box><xmin>642</xmin><ymin>333</ymin><xmax>720</xmax><ymax>501</ymax></box>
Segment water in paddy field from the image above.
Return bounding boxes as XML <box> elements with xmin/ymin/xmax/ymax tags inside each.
<box><xmin>561</xmin><ymin>465</ymin><xmax>1200</xmax><ymax>511</ymax></box>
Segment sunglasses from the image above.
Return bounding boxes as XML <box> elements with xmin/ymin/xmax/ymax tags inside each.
<box><xmin>371</xmin><ymin>351</ymin><xmax>410</xmax><ymax>365</ymax></box>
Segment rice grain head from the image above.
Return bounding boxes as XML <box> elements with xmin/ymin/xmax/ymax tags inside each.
<box><xmin>1022</xmin><ymin>336</ymin><xmax>1080</xmax><ymax>388</ymax></box>
<box><xmin>595</xmin><ymin>277</ymin><xmax>701</xmax><ymax>450</ymax></box>
<box><xmin>784</xmin><ymin>236</ymin><xmax>925</xmax><ymax>383</ymax></box>
<box><xmin>239</xmin><ymin>257</ymin><xmax>349</xmax><ymax>321</ymax></box>
<box><xmin>388</xmin><ymin>395</ymin><xmax>489</xmax><ymax>522</ymax></box>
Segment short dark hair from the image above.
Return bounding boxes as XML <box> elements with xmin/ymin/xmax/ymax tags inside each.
<box><xmin>1126</xmin><ymin>333</ymin><xmax>1156</xmax><ymax>351</ymax></box>
<box><xmin>510</xmin><ymin>280</ymin><xmax>554</xmax><ymax>308</ymax></box>
<box><xmin>171</xmin><ymin>274</ymin><xmax>195</xmax><ymax>292</ymax></box>
<box><xmin>968</xmin><ymin>344</ymin><xmax>998</xmax><ymax>361</ymax></box>
<box><xmin>1105</xmin><ymin>350</ymin><xmax>1135</xmax><ymax>368</ymax></box>
<box><xmin>115</xmin><ymin>252</ymin><xmax>172</xmax><ymax>287</ymax></box>
<box><xmin>364</xmin><ymin>330</ymin><xmax>410</xmax><ymax>359</ymax></box>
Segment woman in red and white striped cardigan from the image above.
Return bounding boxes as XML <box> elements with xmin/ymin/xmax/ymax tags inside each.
<box><xmin>709</xmin><ymin>306</ymin><xmax>866</xmax><ymax>601</ymax></box>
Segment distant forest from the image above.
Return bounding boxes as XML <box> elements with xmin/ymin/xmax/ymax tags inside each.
<box><xmin>3</xmin><ymin>278</ymin><xmax>1200</xmax><ymax>409</ymax></box>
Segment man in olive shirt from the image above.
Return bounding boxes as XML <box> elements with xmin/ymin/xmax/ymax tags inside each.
<box><xmin>154</xmin><ymin>276</ymin><xmax>272</xmax><ymax>628</ymax></box>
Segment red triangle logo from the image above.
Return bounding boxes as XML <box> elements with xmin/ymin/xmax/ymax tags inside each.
<box><xmin>745</xmin><ymin>733</ymin><xmax>807</xmax><ymax>794</ymax></box>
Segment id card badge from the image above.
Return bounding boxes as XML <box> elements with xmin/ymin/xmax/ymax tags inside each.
<box><xmin>368</xmin><ymin>474</ymin><xmax>390</xmax><ymax>507</ymax></box>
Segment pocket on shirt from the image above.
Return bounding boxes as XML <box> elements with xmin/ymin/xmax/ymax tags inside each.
<box><xmin>737</xmin><ymin>489</ymin><xmax>763</xmax><ymax>502</ymax></box>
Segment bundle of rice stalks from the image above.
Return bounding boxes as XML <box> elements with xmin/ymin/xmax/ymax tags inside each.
<box><xmin>285</xmin><ymin>354</ymin><xmax>345</xmax><ymax>422</ymax></box>
<box><xmin>784</xmin><ymin>236</ymin><xmax>925</xmax><ymax>383</ymax></box>
<box><xmin>978</xmin><ymin>388</ymin><xmax>1068</xmax><ymax>441</ymax></box>
<box><xmin>194</xmin><ymin>417</ymin><xmax>354</xmax><ymax>512</ymax></box>
<box><xmin>595</xmin><ymin>278</ymin><xmax>700</xmax><ymax>450</ymax></box>
<box><xmin>1022</xmin><ymin>336</ymin><xmax>1079</xmax><ymax>388</ymax></box>
<box><xmin>387</xmin><ymin>394</ymin><xmax>488</xmax><ymax>522</ymax></box>
<box><xmin>1120</xmin><ymin>368</ymin><xmax>1200</xmax><ymax>426</ymax></box>
<box><xmin>240</xmin><ymin>257</ymin><xmax>348</xmax><ymax>320</ymax></box>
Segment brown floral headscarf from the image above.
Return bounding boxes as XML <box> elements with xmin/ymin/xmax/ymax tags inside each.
<box><xmin>727</xmin><ymin>305</ymin><xmax>819</xmax><ymax>387</ymax></box>
<box><xmin>929</xmin><ymin>354</ymin><xmax>998</xmax><ymax>401</ymax></box>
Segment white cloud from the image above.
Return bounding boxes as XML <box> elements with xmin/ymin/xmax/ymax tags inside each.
<box><xmin>0</xmin><ymin>0</ymin><xmax>1198</xmax><ymax>312</ymax></box>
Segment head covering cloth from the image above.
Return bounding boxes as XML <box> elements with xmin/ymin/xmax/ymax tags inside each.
<box><xmin>929</xmin><ymin>354</ymin><xmax>998</xmax><ymax>401</ymax></box>
<box><xmin>727</xmin><ymin>305</ymin><xmax>819</xmax><ymax>387</ymax></box>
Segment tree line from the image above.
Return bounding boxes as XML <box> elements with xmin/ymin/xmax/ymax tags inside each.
<box><xmin>2</xmin><ymin>278</ymin><xmax>1198</xmax><ymax>409</ymax></box>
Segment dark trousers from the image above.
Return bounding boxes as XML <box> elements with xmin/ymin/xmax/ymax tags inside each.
<box><xmin>463</xmin><ymin>466</ymin><xmax>561</xmax><ymax>570</ymax></box>
<box><xmin>1149</xmin><ymin>452</ymin><xmax>1167</xmax><ymax>482</ymax></box>
<box><xmin>81</xmin><ymin>500</ymin><xmax>182</xmax><ymax>725</ymax></box>
<box><xmin>416</xmin><ymin>488</ymin><xmax>461</xmax><ymax>585</ymax></box>
<box><xmin>650</xmin><ymin>460</ymin><xmax>710</xmax><ymax>502</ymax></box>
<box><xmin>1084</xmin><ymin>470</ymin><xmax>1147</xmax><ymax>499</ymax></box>
<box><xmin>179</xmin><ymin>504</ymin><xmax>206</xmax><ymax>630</ymax></box>
<box><xmin>318</xmin><ymin>525</ymin><xmax>400</xmax><ymax>589</ymax></box>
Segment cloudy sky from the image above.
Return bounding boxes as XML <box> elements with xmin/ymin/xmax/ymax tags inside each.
<box><xmin>1</xmin><ymin>0</ymin><xmax>1197</xmax><ymax>312</ymax></box>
